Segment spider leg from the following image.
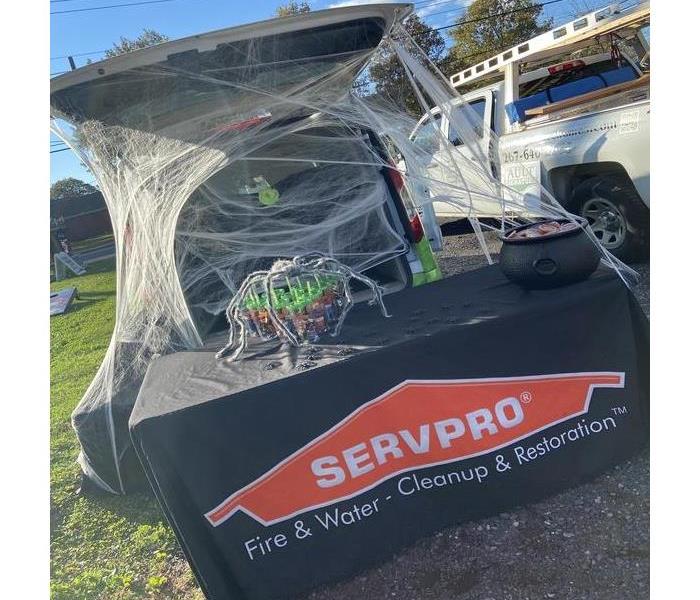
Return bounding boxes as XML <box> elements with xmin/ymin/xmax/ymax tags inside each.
<box><xmin>349</xmin><ymin>270</ymin><xmax>391</xmax><ymax>318</ymax></box>
<box><xmin>316</xmin><ymin>258</ymin><xmax>391</xmax><ymax>319</ymax></box>
<box><xmin>217</xmin><ymin>277</ymin><xmax>255</xmax><ymax>358</ymax></box>
<box><xmin>229</xmin><ymin>306</ymin><xmax>249</xmax><ymax>361</ymax></box>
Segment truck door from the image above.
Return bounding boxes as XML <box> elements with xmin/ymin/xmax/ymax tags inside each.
<box><xmin>442</xmin><ymin>93</ymin><xmax>500</xmax><ymax>217</ymax></box>
<box><xmin>408</xmin><ymin>93</ymin><xmax>499</xmax><ymax>228</ymax></box>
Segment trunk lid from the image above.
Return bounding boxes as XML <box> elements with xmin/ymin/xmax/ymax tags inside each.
<box><xmin>50</xmin><ymin>4</ymin><xmax>412</xmax><ymax>134</ymax></box>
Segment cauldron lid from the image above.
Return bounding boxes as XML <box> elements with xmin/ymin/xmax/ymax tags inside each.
<box><xmin>501</xmin><ymin>218</ymin><xmax>588</xmax><ymax>244</ymax></box>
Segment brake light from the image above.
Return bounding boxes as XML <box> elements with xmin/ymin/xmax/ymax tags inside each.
<box><xmin>386</xmin><ymin>165</ymin><xmax>405</xmax><ymax>194</ymax></box>
<box><xmin>409</xmin><ymin>214</ymin><xmax>425</xmax><ymax>243</ymax></box>
<box><xmin>383</xmin><ymin>159</ymin><xmax>421</xmax><ymax>242</ymax></box>
<box><xmin>547</xmin><ymin>59</ymin><xmax>585</xmax><ymax>75</ymax></box>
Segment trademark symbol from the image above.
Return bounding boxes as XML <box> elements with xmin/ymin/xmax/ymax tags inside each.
<box><xmin>520</xmin><ymin>391</ymin><xmax>533</xmax><ymax>403</ymax></box>
<box><xmin>611</xmin><ymin>406</ymin><xmax>628</xmax><ymax>415</ymax></box>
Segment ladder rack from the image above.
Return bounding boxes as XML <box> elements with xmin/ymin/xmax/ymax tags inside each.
<box><xmin>450</xmin><ymin>3</ymin><xmax>648</xmax><ymax>89</ymax></box>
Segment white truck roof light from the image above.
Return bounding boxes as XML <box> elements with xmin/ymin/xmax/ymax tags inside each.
<box><xmin>450</xmin><ymin>3</ymin><xmax>649</xmax><ymax>89</ymax></box>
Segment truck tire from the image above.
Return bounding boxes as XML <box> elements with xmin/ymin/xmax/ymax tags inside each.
<box><xmin>570</xmin><ymin>175</ymin><xmax>649</xmax><ymax>262</ymax></box>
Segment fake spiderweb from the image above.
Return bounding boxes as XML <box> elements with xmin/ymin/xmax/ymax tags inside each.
<box><xmin>50</xmin><ymin>6</ymin><xmax>637</xmax><ymax>494</ymax></box>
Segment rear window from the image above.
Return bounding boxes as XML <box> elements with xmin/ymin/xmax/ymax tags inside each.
<box><xmin>519</xmin><ymin>56</ymin><xmax>633</xmax><ymax>98</ymax></box>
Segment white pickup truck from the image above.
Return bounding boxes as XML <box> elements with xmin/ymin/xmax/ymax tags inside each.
<box><xmin>415</xmin><ymin>2</ymin><xmax>649</xmax><ymax>261</ymax></box>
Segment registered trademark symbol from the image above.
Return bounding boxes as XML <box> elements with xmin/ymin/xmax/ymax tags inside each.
<box><xmin>520</xmin><ymin>391</ymin><xmax>533</xmax><ymax>403</ymax></box>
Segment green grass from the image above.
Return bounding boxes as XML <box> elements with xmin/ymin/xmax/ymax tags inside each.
<box><xmin>50</xmin><ymin>260</ymin><xmax>203</xmax><ymax>600</ymax></box>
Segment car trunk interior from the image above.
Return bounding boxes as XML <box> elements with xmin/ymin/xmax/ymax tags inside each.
<box><xmin>174</xmin><ymin>119</ymin><xmax>411</xmax><ymax>341</ymax></box>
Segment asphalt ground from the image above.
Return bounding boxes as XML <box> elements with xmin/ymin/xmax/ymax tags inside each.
<box><xmin>302</xmin><ymin>229</ymin><xmax>649</xmax><ymax>600</ymax></box>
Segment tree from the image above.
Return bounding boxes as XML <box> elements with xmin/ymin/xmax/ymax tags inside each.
<box><xmin>104</xmin><ymin>29</ymin><xmax>169</xmax><ymax>58</ymax></box>
<box><xmin>447</xmin><ymin>0</ymin><xmax>553</xmax><ymax>74</ymax></box>
<box><xmin>274</xmin><ymin>1</ymin><xmax>311</xmax><ymax>17</ymax></box>
<box><xmin>362</xmin><ymin>14</ymin><xmax>446</xmax><ymax>117</ymax></box>
<box><xmin>50</xmin><ymin>178</ymin><xmax>98</xmax><ymax>201</ymax></box>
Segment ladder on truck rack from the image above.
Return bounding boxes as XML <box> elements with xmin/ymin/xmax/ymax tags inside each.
<box><xmin>450</xmin><ymin>3</ymin><xmax>648</xmax><ymax>89</ymax></box>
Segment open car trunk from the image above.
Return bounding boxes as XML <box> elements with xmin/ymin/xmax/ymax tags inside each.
<box><xmin>50</xmin><ymin>4</ymin><xmax>417</xmax><ymax>494</ymax></box>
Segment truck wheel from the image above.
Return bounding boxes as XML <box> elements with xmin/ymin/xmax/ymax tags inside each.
<box><xmin>571</xmin><ymin>175</ymin><xmax>649</xmax><ymax>262</ymax></box>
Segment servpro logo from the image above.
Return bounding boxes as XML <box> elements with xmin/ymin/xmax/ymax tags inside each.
<box><xmin>205</xmin><ymin>372</ymin><xmax>624</xmax><ymax>527</ymax></box>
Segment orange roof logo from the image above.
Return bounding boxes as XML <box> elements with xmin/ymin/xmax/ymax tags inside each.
<box><xmin>205</xmin><ymin>372</ymin><xmax>625</xmax><ymax>527</ymax></box>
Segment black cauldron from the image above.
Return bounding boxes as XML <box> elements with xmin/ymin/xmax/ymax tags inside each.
<box><xmin>499</xmin><ymin>218</ymin><xmax>600</xmax><ymax>289</ymax></box>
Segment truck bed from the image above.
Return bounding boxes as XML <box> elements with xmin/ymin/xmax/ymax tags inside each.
<box><xmin>519</xmin><ymin>76</ymin><xmax>649</xmax><ymax>129</ymax></box>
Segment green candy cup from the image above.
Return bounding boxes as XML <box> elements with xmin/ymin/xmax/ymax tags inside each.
<box><xmin>258</xmin><ymin>187</ymin><xmax>280</xmax><ymax>206</ymax></box>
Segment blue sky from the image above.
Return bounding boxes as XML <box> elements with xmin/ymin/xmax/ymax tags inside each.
<box><xmin>50</xmin><ymin>0</ymin><xmax>579</xmax><ymax>183</ymax></box>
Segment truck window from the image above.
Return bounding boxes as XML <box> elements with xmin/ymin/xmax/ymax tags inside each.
<box><xmin>448</xmin><ymin>98</ymin><xmax>486</xmax><ymax>145</ymax></box>
<box><xmin>413</xmin><ymin>112</ymin><xmax>441</xmax><ymax>153</ymax></box>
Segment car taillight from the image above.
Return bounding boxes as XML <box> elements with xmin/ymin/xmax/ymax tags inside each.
<box><xmin>383</xmin><ymin>159</ymin><xmax>421</xmax><ymax>243</ymax></box>
<box><xmin>409</xmin><ymin>214</ymin><xmax>425</xmax><ymax>243</ymax></box>
<box><xmin>547</xmin><ymin>59</ymin><xmax>585</xmax><ymax>75</ymax></box>
<box><xmin>386</xmin><ymin>166</ymin><xmax>405</xmax><ymax>194</ymax></box>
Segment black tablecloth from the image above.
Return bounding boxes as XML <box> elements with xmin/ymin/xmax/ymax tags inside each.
<box><xmin>130</xmin><ymin>265</ymin><xmax>649</xmax><ymax>600</ymax></box>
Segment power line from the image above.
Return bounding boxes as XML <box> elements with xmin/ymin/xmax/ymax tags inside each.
<box><xmin>414</xmin><ymin>0</ymin><xmax>466</xmax><ymax>7</ymax></box>
<box><xmin>50</xmin><ymin>147</ymin><xmax>72</xmax><ymax>154</ymax></box>
<box><xmin>51</xmin><ymin>0</ymin><xmax>200</xmax><ymax>16</ymax></box>
<box><xmin>51</xmin><ymin>49</ymin><xmax>109</xmax><ymax>61</ymax></box>
<box><xmin>432</xmin><ymin>0</ymin><xmax>566</xmax><ymax>32</ymax></box>
<box><xmin>421</xmin><ymin>6</ymin><xmax>479</xmax><ymax>21</ymax></box>
<box><xmin>414</xmin><ymin>0</ymin><xmax>467</xmax><ymax>8</ymax></box>
<box><xmin>409</xmin><ymin>0</ymin><xmax>566</xmax><ymax>41</ymax></box>
<box><xmin>419</xmin><ymin>0</ymin><xmax>573</xmax><ymax>23</ymax></box>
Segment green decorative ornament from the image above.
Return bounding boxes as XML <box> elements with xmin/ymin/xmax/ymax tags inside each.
<box><xmin>258</xmin><ymin>187</ymin><xmax>280</xmax><ymax>206</ymax></box>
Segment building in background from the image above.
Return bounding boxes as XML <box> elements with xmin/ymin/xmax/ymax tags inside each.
<box><xmin>50</xmin><ymin>191</ymin><xmax>112</xmax><ymax>245</ymax></box>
